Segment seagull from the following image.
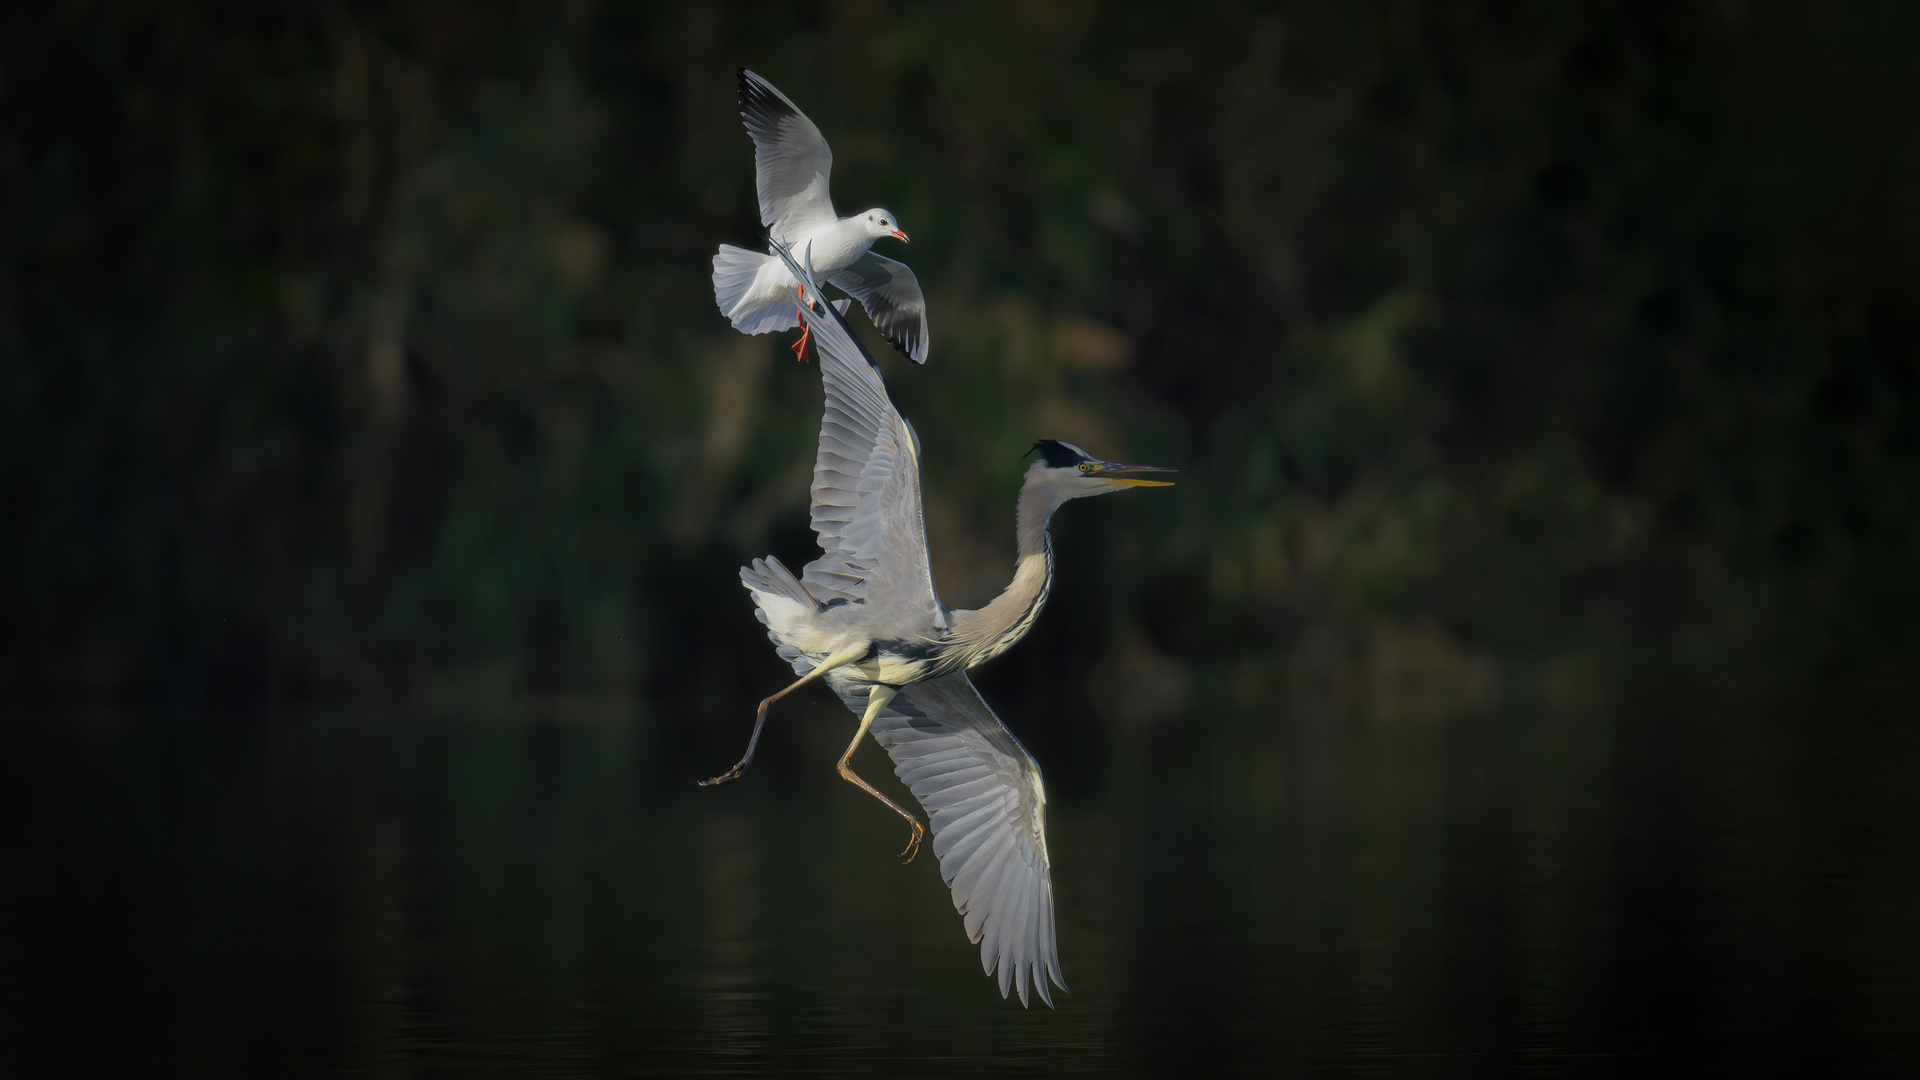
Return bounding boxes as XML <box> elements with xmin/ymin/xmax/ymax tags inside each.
<box><xmin>701</xmin><ymin>240</ymin><xmax>1175</xmax><ymax>1006</ymax></box>
<box><xmin>712</xmin><ymin>69</ymin><xmax>930</xmax><ymax>364</ymax></box>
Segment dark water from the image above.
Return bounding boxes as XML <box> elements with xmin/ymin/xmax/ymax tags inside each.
<box><xmin>3</xmin><ymin>674</ymin><xmax>1916</xmax><ymax>1076</ymax></box>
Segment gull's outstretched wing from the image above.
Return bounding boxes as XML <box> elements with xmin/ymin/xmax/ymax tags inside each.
<box><xmin>830</xmin><ymin>252</ymin><xmax>931</xmax><ymax>365</ymax></box>
<box><xmin>739</xmin><ymin>70</ymin><xmax>838</xmax><ymax>243</ymax></box>
<box><xmin>771</xmin><ymin>241</ymin><xmax>946</xmax><ymax>634</ymax></box>
<box><xmin>834</xmin><ymin>671</ymin><xmax>1066</xmax><ymax>1008</ymax></box>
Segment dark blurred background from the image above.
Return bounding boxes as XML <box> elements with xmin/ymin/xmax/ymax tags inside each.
<box><xmin>3</xmin><ymin>1</ymin><xmax>1918</xmax><ymax>1074</ymax></box>
<box><xmin>8</xmin><ymin>0</ymin><xmax>1918</xmax><ymax>702</ymax></box>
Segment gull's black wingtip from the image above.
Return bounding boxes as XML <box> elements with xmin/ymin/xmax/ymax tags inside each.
<box><xmin>738</xmin><ymin>68</ymin><xmax>797</xmax><ymax>125</ymax></box>
<box><xmin>884</xmin><ymin>334</ymin><xmax>923</xmax><ymax>365</ymax></box>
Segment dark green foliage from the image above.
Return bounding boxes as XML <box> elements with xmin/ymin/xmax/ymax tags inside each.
<box><xmin>3</xmin><ymin>1</ymin><xmax>1916</xmax><ymax>698</ymax></box>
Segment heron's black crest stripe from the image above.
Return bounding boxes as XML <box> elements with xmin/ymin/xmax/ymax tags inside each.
<box><xmin>1029</xmin><ymin>439</ymin><xmax>1087</xmax><ymax>469</ymax></box>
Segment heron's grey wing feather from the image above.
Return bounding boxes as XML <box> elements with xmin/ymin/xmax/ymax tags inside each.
<box><xmin>840</xmin><ymin>671</ymin><xmax>1065</xmax><ymax>1008</ymax></box>
<box><xmin>828</xmin><ymin>252</ymin><xmax>930</xmax><ymax>364</ymax></box>
<box><xmin>738</xmin><ymin>70</ymin><xmax>838</xmax><ymax>243</ymax></box>
<box><xmin>791</xmin><ymin>271</ymin><xmax>945</xmax><ymax>630</ymax></box>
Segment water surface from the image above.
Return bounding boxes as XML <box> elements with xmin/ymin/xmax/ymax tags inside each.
<box><xmin>3</xmin><ymin>676</ymin><xmax>1915</xmax><ymax>1075</ymax></box>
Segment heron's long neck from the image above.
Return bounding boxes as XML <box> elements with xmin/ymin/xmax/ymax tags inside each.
<box><xmin>949</xmin><ymin>478</ymin><xmax>1062</xmax><ymax>669</ymax></box>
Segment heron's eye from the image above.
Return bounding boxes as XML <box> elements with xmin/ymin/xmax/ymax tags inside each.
<box><xmin>1077</xmin><ymin>462</ymin><xmax>1094</xmax><ymax>474</ymax></box>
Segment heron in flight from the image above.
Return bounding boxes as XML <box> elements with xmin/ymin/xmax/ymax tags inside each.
<box><xmin>700</xmin><ymin>238</ymin><xmax>1174</xmax><ymax>1006</ymax></box>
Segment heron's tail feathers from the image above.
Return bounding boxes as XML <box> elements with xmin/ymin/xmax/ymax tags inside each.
<box><xmin>712</xmin><ymin>245</ymin><xmax>800</xmax><ymax>335</ymax></box>
<box><xmin>741</xmin><ymin>555</ymin><xmax>822</xmax><ymax>648</ymax></box>
<box><xmin>741</xmin><ymin>555</ymin><xmax>815</xmax><ymax>609</ymax></box>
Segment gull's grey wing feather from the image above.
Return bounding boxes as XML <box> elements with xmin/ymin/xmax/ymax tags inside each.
<box><xmin>829</xmin><ymin>251</ymin><xmax>931</xmax><ymax>365</ymax></box>
<box><xmin>835</xmin><ymin>671</ymin><xmax>1065</xmax><ymax>1008</ymax></box>
<box><xmin>738</xmin><ymin>70</ymin><xmax>838</xmax><ymax>243</ymax></box>
<box><xmin>771</xmin><ymin>241</ymin><xmax>946</xmax><ymax>633</ymax></box>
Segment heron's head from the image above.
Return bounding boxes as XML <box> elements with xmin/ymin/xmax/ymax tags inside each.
<box><xmin>1025</xmin><ymin>439</ymin><xmax>1175</xmax><ymax>504</ymax></box>
<box><xmin>860</xmin><ymin>208</ymin><xmax>909</xmax><ymax>244</ymax></box>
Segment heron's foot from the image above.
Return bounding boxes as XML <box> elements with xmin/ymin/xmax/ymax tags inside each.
<box><xmin>898</xmin><ymin>816</ymin><xmax>927</xmax><ymax>863</ymax></box>
<box><xmin>789</xmin><ymin>314</ymin><xmax>813</xmax><ymax>363</ymax></box>
<box><xmin>698</xmin><ymin>763</ymin><xmax>745</xmax><ymax>787</ymax></box>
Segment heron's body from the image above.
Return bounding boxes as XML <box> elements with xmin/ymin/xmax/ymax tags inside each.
<box><xmin>743</xmin><ymin>588</ymin><xmax>943</xmax><ymax>689</ymax></box>
<box><xmin>702</xmin><ymin>239</ymin><xmax>1172</xmax><ymax>1008</ymax></box>
<box><xmin>743</xmin><ymin>477</ymin><xmax>1064</xmax><ymax>689</ymax></box>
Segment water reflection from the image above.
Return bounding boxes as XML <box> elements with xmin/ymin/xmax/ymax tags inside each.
<box><xmin>1</xmin><ymin>680</ymin><xmax>1914</xmax><ymax>1074</ymax></box>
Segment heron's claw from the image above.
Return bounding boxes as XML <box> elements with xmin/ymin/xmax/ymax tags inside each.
<box><xmin>898</xmin><ymin>817</ymin><xmax>926</xmax><ymax>863</ymax></box>
<box><xmin>698</xmin><ymin>765</ymin><xmax>744</xmax><ymax>787</ymax></box>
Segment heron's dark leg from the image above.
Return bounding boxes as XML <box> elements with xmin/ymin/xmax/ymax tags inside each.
<box><xmin>700</xmin><ymin>640</ymin><xmax>867</xmax><ymax>787</ymax></box>
<box><xmin>835</xmin><ymin>684</ymin><xmax>926</xmax><ymax>863</ymax></box>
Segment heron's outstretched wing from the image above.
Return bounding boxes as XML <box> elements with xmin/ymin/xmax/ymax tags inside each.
<box><xmin>739</xmin><ymin>70</ymin><xmax>838</xmax><ymax>243</ymax></box>
<box><xmin>829</xmin><ymin>252</ymin><xmax>930</xmax><ymax>365</ymax></box>
<box><xmin>835</xmin><ymin>671</ymin><xmax>1065</xmax><ymax>1008</ymax></box>
<box><xmin>771</xmin><ymin>241</ymin><xmax>946</xmax><ymax>634</ymax></box>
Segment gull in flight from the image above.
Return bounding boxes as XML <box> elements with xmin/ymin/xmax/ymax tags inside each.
<box><xmin>712</xmin><ymin>69</ymin><xmax>930</xmax><ymax>364</ymax></box>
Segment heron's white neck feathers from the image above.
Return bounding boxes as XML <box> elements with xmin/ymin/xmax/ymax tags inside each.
<box><xmin>946</xmin><ymin>466</ymin><xmax>1078</xmax><ymax>668</ymax></box>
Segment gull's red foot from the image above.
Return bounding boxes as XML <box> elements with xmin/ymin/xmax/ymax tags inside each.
<box><xmin>789</xmin><ymin>312</ymin><xmax>813</xmax><ymax>363</ymax></box>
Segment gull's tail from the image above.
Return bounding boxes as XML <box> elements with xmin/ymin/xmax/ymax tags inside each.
<box><xmin>713</xmin><ymin>244</ymin><xmax>800</xmax><ymax>335</ymax></box>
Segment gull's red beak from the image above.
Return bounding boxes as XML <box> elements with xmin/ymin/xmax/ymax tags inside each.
<box><xmin>890</xmin><ymin>230</ymin><xmax>910</xmax><ymax>244</ymax></box>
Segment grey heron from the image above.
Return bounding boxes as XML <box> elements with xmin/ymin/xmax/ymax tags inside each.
<box><xmin>700</xmin><ymin>238</ymin><xmax>1173</xmax><ymax>1007</ymax></box>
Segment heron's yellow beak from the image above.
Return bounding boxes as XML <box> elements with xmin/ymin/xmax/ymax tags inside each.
<box><xmin>1091</xmin><ymin>463</ymin><xmax>1176</xmax><ymax>487</ymax></box>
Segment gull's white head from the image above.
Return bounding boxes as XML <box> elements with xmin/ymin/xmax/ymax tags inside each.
<box><xmin>859</xmin><ymin>208</ymin><xmax>909</xmax><ymax>244</ymax></box>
